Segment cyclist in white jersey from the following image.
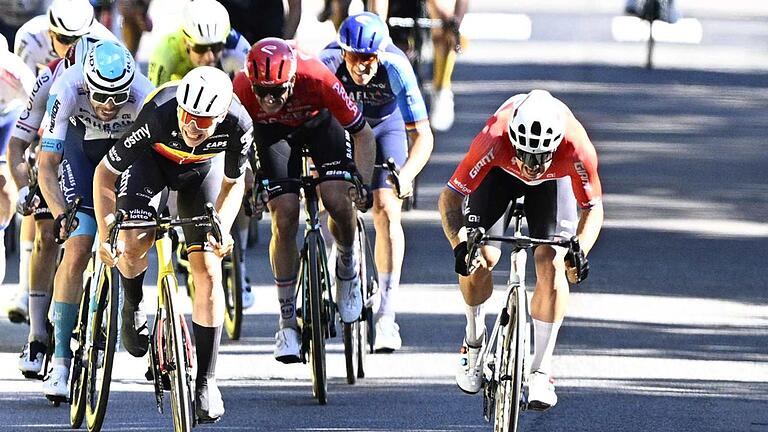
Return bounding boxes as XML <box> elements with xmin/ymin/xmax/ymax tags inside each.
<box><xmin>37</xmin><ymin>40</ymin><xmax>154</xmax><ymax>399</ymax></box>
<box><xmin>14</xmin><ymin>0</ymin><xmax>114</xmax><ymax>73</ymax></box>
<box><xmin>0</xmin><ymin>35</ymin><xmax>35</xmax><ymax>287</ymax></box>
<box><xmin>9</xmin><ymin>36</ymin><xmax>104</xmax><ymax>378</ymax></box>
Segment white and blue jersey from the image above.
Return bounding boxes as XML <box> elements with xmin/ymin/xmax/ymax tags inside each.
<box><xmin>40</xmin><ymin>64</ymin><xmax>154</xmax><ymax>237</ymax></box>
<box><xmin>0</xmin><ymin>48</ymin><xmax>35</xmax><ymax>158</ymax></box>
<box><xmin>319</xmin><ymin>41</ymin><xmax>428</xmax><ymax>129</ymax></box>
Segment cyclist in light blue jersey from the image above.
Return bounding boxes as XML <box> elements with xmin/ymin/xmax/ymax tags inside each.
<box><xmin>320</xmin><ymin>12</ymin><xmax>434</xmax><ymax>352</ymax></box>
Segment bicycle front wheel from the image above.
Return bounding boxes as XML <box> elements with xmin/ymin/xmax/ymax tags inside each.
<box><xmin>222</xmin><ymin>236</ymin><xmax>243</xmax><ymax>340</ymax></box>
<box><xmin>307</xmin><ymin>234</ymin><xmax>328</xmax><ymax>405</ymax></box>
<box><xmin>85</xmin><ymin>263</ymin><xmax>119</xmax><ymax>432</ymax></box>
<box><xmin>494</xmin><ymin>286</ymin><xmax>526</xmax><ymax>432</ymax></box>
<box><xmin>70</xmin><ymin>262</ymin><xmax>92</xmax><ymax>429</ymax></box>
<box><xmin>162</xmin><ymin>276</ymin><xmax>195</xmax><ymax>431</ymax></box>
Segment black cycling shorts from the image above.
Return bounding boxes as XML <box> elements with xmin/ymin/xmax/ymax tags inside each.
<box><xmin>464</xmin><ymin>167</ymin><xmax>578</xmax><ymax>248</ymax></box>
<box><xmin>116</xmin><ymin>152</ymin><xmax>224</xmax><ymax>253</ymax></box>
<box><xmin>253</xmin><ymin>111</ymin><xmax>356</xmax><ymax>200</ymax></box>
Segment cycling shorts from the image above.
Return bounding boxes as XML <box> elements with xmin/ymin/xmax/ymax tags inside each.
<box><xmin>371</xmin><ymin>111</ymin><xmax>407</xmax><ymax>191</ymax></box>
<box><xmin>253</xmin><ymin>111</ymin><xmax>356</xmax><ymax>200</ymax></box>
<box><xmin>116</xmin><ymin>152</ymin><xmax>224</xmax><ymax>253</ymax></box>
<box><xmin>61</xmin><ymin>136</ymin><xmax>114</xmax><ymax>237</ymax></box>
<box><xmin>464</xmin><ymin>167</ymin><xmax>578</xmax><ymax>248</ymax></box>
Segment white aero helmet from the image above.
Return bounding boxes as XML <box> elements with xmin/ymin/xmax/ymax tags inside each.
<box><xmin>507</xmin><ymin>89</ymin><xmax>567</xmax><ymax>154</ymax></box>
<box><xmin>176</xmin><ymin>66</ymin><xmax>233</xmax><ymax>118</ymax></box>
<box><xmin>48</xmin><ymin>0</ymin><xmax>95</xmax><ymax>37</ymax></box>
<box><xmin>84</xmin><ymin>40</ymin><xmax>136</xmax><ymax>94</ymax></box>
<box><xmin>182</xmin><ymin>0</ymin><xmax>231</xmax><ymax>46</ymax></box>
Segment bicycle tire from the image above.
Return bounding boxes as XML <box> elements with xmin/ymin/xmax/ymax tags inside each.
<box><xmin>494</xmin><ymin>286</ymin><xmax>526</xmax><ymax>432</ymax></box>
<box><xmin>222</xmin><ymin>235</ymin><xmax>243</xmax><ymax>340</ymax></box>
<box><xmin>343</xmin><ymin>322</ymin><xmax>358</xmax><ymax>384</ymax></box>
<box><xmin>307</xmin><ymin>234</ymin><xmax>328</xmax><ymax>405</ymax></box>
<box><xmin>85</xmin><ymin>264</ymin><xmax>119</xmax><ymax>432</ymax></box>
<box><xmin>162</xmin><ymin>276</ymin><xmax>195</xmax><ymax>431</ymax></box>
<box><xmin>357</xmin><ymin>311</ymin><xmax>368</xmax><ymax>378</ymax></box>
<box><xmin>69</xmin><ymin>266</ymin><xmax>92</xmax><ymax>429</ymax></box>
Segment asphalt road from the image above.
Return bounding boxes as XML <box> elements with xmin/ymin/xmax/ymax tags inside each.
<box><xmin>1</xmin><ymin>1</ymin><xmax>767</xmax><ymax>431</ymax></box>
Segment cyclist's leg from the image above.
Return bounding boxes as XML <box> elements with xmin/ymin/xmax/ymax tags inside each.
<box><xmin>0</xmin><ymin>114</ymin><xmax>16</xmax><ymax>285</ymax></box>
<box><xmin>524</xmin><ymin>177</ymin><xmax>578</xmax><ymax>408</ymax></box>
<box><xmin>426</xmin><ymin>0</ymin><xmax>460</xmax><ymax>131</ymax></box>
<box><xmin>309</xmin><ymin>115</ymin><xmax>361</xmax><ymax>323</ymax></box>
<box><xmin>254</xmin><ymin>123</ymin><xmax>303</xmax><ymax>362</ymax></box>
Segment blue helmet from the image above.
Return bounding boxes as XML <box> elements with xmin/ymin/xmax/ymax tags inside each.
<box><xmin>337</xmin><ymin>12</ymin><xmax>389</xmax><ymax>54</ymax></box>
<box><xmin>84</xmin><ymin>40</ymin><xmax>135</xmax><ymax>94</ymax></box>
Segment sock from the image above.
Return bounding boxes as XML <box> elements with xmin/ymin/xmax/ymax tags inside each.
<box><xmin>376</xmin><ymin>272</ymin><xmax>400</xmax><ymax>320</ymax></box>
<box><xmin>335</xmin><ymin>243</ymin><xmax>357</xmax><ymax>280</ymax></box>
<box><xmin>193</xmin><ymin>323</ymin><xmax>222</xmax><ymax>385</ymax></box>
<box><xmin>121</xmin><ymin>271</ymin><xmax>146</xmax><ymax>308</ymax></box>
<box><xmin>465</xmin><ymin>303</ymin><xmax>486</xmax><ymax>347</ymax></box>
<box><xmin>19</xmin><ymin>240</ymin><xmax>33</xmax><ymax>292</ymax></box>
<box><xmin>531</xmin><ymin>319</ymin><xmax>563</xmax><ymax>375</ymax></box>
<box><xmin>52</xmin><ymin>301</ymin><xmax>79</xmax><ymax>360</ymax></box>
<box><xmin>276</xmin><ymin>278</ymin><xmax>297</xmax><ymax>329</ymax></box>
<box><xmin>28</xmin><ymin>291</ymin><xmax>52</xmax><ymax>342</ymax></box>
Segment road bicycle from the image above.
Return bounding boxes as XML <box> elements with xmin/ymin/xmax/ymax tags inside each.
<box><xmin>258</xmin><ymin>153</ymin><xmax>365</xmax><ymax>405</ymax></box>
<box><xmin>466</xmin><ymin>202</ymin><xmax>580</xmax><ymax>432</ymax></box>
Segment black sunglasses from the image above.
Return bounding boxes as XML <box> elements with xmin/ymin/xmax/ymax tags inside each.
<box><xmin>252</xmin><ymin>83</ymin><xmax>291</xmax><ymax>99</ymax></box>
<box><xmin>53</xmin><ymin>32</ymin><xmax>80</xmax><ymax>46</ymax></box>
<box><xmin>515</xmin><ymin>148</ymin><xmax>553</xmax><ymax>169</ymax></box>
<box><xmin>190</xmin><ymin>42</ymin><xmax>225</xmax><ymax>55</ymax></box>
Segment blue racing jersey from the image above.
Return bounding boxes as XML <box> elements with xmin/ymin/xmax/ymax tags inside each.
<box><xmin>319</xmin><ymin>41</ymin><xmax>428</xmax><ymax>130</ymax></box>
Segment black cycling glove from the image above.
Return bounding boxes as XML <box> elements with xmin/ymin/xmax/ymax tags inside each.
<box><xmin>453</xmin><ymin>241</ymin><xmax>469</xmax><ymax>276</ymax></box>
<box><xmin>565</xmin><ymin>240</ymin><xmax>590</xmax><ymax>284</ymax></box>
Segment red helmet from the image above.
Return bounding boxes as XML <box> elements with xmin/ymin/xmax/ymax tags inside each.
<box><xmin>246</xmin><ymin>37</ymin><xmax>298</xmax><ymax>86</ymax></box>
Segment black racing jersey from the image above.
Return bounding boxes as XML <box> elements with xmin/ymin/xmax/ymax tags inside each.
<box><xmin>104</xmin><ymin>84</ymin><xmax>254</xmax><ymax>181</ymax></box>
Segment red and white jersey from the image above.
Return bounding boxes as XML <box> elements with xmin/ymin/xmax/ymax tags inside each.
<box><xmin>12</xmin><ymin>57</ymin><xmax>67</xmax><ymax>142</ymax></box>
<box><xmin>0</xmin><ymin>49</ymin><xmax>35</xmax><ymax>119</ymax></box>
<box><xmin>233</xmin><ymin>51</ymin><xmax>365</xmax><ymax>133</ymax></box>
<box><xmin>14</xmin><ymin>15</ymin><xmax>116</xmax><ymax>74</ymax></box>
<box><xmin>447</xmin><ymin>96</ymin><xmax>603</xmax><ymax>209</ymax></box>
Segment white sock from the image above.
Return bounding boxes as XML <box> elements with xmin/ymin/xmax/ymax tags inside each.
<box><xmin>465</xmin><ymin>304</ymin><xmax>485</xmax><ymax>347</ymax></box>
<box><xmin>376</xmin><ymin>272</ymin><xmax>400</xmax><ymax>320</ymax></box>
<box><xmin>531</xmin><ymin>319</ymin><xmax>563</xmax><ymax>375</ymax></box>
<box><xmin>28</xmin><ymin>291</ymin><xmax>52</xmax><ymax>342</ymax></box>
<box><xmin>18</xmin><ymin>240</ymin><xmax>33</xmax><ymax>293</ymax></box>
<box><xmin>335</xmin><ymin>243</ymin><xmax>357</xmax><ymax>280</ymax></box>
<box><xmin>276</xmin><ymin>278</ymin><xmax>297</xmax><ymax>329</ymax></box>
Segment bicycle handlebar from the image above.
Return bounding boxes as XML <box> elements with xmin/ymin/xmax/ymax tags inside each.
<box><xmin>105</xmin><ymin>203</ymin><xmax>222</xmax><ymax>248</ymax></box>
<box><xmin>465</xmin><ymin>227</ymin><xmax>579</xmax><ymax>274</ymax></box>
<box><xmin>382</xmin><ymin>157</ymin><xmax>405</xmax><ymax>198</ymax></box>
<box><xmin>54</xmin><ymin>195</ymin><xmax>83</xmax><ymax>244</ymax></box>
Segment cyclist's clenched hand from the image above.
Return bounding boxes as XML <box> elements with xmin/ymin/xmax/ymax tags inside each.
<box><xmin>99</xmin><ymin>239</ymin><xmax>125</xmax><ymax>267</ymax></box>
<box><xmin>349</xmin><ymin>183</ymin><xmax>373</xmax><ymax>212</ymax></box>
<box><xmin>388</xmin><ymin>172</ymin><xmax>413</xmax><ymax>199</ymax></box>
<box><xmin>16</xmin><ymin>186</ymin><xmax>40</xmax><ymax>216</ymax></box>
<box><xmin>207</xmin><ymin>232</ymin><xmax>234</xmax><ymax>258</ymax></box>
<box><xmin>564</xmin><ymin>238</ymin><xmax>589</xmax><ymax>284</ymax></box>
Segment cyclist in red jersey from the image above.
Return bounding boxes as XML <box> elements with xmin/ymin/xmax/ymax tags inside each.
<box><xmin>438</xmin><ymin>89</ymin><xmax>603</xmax><ymax>409</ymax></box>
<box><xmin>233</xmin><ymin>38</ymin><xmax>376</xmax><ymax>364</ymax></box>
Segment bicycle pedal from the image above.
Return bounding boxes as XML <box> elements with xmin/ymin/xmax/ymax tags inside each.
<box><xmin>45</xmin><ymin>394</ymin><xmax>68</xmax><ymax>406</ymax></box>
<box><xmin>197</xmin><ymin>415</ymin><xmax>221</xmax><ymax>425</ymax></box>
<box><xmin>22</xmin><ymin>371</ymin><xmax>43</xmax><ymax>380</ymax></box>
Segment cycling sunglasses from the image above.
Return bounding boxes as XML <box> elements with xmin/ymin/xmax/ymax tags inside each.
<box><xmin>515</xmin><ymin>148</ymin><xmax>553</xmax><ymax>169</ymax></box>
<box><xmin>52</xmin><ymin>32</ymin><xmax>80</xmax><ymax>46</ymax></box>
<box><xmin>178</xmin><ymin>106</ymin><xmax>219</xmax><ymax>129</ymax></box>
<box><xmin>190</xmin><ymin>42</ymin><xmax>225</xmax><ymax>55</ymax></box>
<box><xmin>251</xmin><ymin>83</ymin><xmax>291</xmax><ymax>99</ymax></box>
<box><xmin>344</xmin><ymin>51</ymin><xmax>378</xmax><ymax>65</ymax></box>
<box><xmin>89</xmin><ymin>90</ymin><xmax>130</xmax><ymax>106</ymax></box>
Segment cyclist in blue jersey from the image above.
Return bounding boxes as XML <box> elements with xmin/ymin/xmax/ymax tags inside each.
<box><xmin>320</xmin><ymin>12</ymin><xmax>434</xmax><ymax>352</ymax></box>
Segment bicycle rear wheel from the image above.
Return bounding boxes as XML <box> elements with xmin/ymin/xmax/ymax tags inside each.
<box><xmin>494</xmin><ymin>285</ymin><xmax>526</xmax><ymax>432</ymax></box>
<box><xmin>85</xmin><ymin>263</ymin><xmax>119</xmax><ymax>432</ymax></box>
<box><xmin>162</xmin><ymin>276</ymin><xmax>195</xmax><ymax>431</ymax></box>
<box><xmin>307</xmin><ymin>234</ymin><xmax>328</xmax><ymax>405</ymax></box>
<box><xmin>222</xmin><ymin>236</ymin><xmax>243</xmax><ymax>340</ymax></box>
<box><xmin>70</xmin><ymin>262</ymin><xmax>92</xmax><ymax>429</ymax></box>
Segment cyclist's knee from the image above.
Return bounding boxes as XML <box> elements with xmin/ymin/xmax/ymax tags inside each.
<box><xmin>480</xmin><ymin>245</ymin><xmax>501</xmax><ymax>269</ymax></box>
<box><xmin>61</xmin><ymin>238</ymin><xmax>93</xmax><ymax>271</ymax></box>
<box><xmin>34</xmin><ymin>221</ymin><xmax>57</xmax><ymax>250</ymax></box>
<box><xmin>372</xmin><ymin>191</ymin><xmax>402</xmax><ymax>223</ymax></box>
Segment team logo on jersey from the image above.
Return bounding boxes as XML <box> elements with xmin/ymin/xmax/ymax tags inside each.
<box><xmin>48</xmin><ymin>99</ymin><xmax>61</xmax><ymax>133</ymax></box>
<box><xmin>123</xmin><ymin>123</ymin><xmax>150</xmax><ymax>148</ymax></box>
<box><xmin>332</xmin><ymin>82</ymin><xmax>359</xmax><ymax>114</ymax></box>
<box><xmin>573</xmin><ymin>161</ymin><xmax>591</xmax><ymax>190</ymax></box>
<box><xmin>469</xmin><ymin>149</ymin><xmax>495</xmax><ymax>179</ymax></box>
<box><xmin>203</xmin><ymin>140</ymin><xmax>228</xmax><ymax>150</ymax></box>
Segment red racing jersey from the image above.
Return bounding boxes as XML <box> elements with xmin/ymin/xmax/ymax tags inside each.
<box><xmin>447</xmin><ymin>96</ymin><xmax>603</xmax><ymax>209</ymax></box>
<box><xmin>233</xmin><ymin>51</ymin><xmax>365</xmax><ymax>133</ymax></box>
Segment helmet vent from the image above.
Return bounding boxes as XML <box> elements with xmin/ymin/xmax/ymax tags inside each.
<box><xmin>368</xmin><ymin>32</ymin><xmax>377</xmax><ymax>49</ymax></box>
<box><xmin>356</xmin><ymin>27</ymin><xmax>363</xmax><ymax>48</ymax></box>
<box><xmin>277</xmin><ymin>60</ymin><xmax>285</xmax><ymax>81</ymax></box>
<box><xmin>206</xmin><ymin>94</ymin><xmax>218</xmax><ymax>112</ymax></box>
<box><xmin>182</xmin><ymin>83</ymin><xmax>190</xmax><ymax>104</ymax></box>
<box><xmin>265</xmin><ymin>57</ymin><xmax>271</xmax><ymax>80</ymax></box>
<box><xmin>192</xmin><ymin>85</ymin><xmax>204</xmax><ymax>109</ymax></box>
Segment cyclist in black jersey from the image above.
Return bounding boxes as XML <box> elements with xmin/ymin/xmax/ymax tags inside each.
<box><xmin>92</xmin><ymin>67</ymin><xmax>253</xmax><ymax>423</ymax></box>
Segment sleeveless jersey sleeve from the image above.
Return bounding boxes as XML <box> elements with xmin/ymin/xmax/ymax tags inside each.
<box><xmin>565</xmin><ymin>116</ymin><xmax>603</xmax><ymax>209</ymax></box>
<box><xmin>12</xmin><ymin>61</ymin><xmax>56</xmax><ymax>142</ymax></box>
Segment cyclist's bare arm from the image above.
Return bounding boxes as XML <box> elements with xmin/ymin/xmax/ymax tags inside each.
<box><xmin>284</xmin><ymin>0</ymin><xmax>302</xmax><ymax>39</ymax></box>
<box><xmin>438</xmin><ymin>186</ymin><xmax>465</xmax><ymax>248</ymax></box>
<box><xmin>215</xmin><ymin>177</ymin><xmax>245</xmax><ymax>235</ymax></box>
<box><xmin>429</xmin><ymin>0</ymin><xmax>469</xmax><ymax>23</ymax></box>
<box><xmin>400</xmin><ymin>120</ymin><xmax>434</xmax><ymax>187</ymax></box>
<box><xmin>575</xmin><ymin>204</ymin><xmax>603</xmax><ymax>256</ymax></box>
<box><xmin>37</xmin><ymin>151</ymin><xmax>66</xmax><ymax>217</ymax></box>
<box><xmin>93</xmin><ymin>162</ymin><xmax>119</xmax><ymax>243</ymax></box>
<box><xmin>7</xmin><ymin>137</ymin><xmax>31</xmax><ymax>189</ymax></box>
<box><xmin>351</xmin><ymin>123</ymin><xmax>377</xmax><ymax>183</ymax></box>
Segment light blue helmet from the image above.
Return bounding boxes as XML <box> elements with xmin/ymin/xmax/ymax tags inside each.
<box><xmin>84</xmin><ymin>40</ymin><xmax>135</xmax><ymax>94</ymax></box>
<box><xmin>337</xmin><ymin>12</ymin><xmax>389</xmax><ymax>54</ymax></box>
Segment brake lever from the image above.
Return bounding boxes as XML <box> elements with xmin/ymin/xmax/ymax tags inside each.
<box><xmin>205</xmin><ymin>203</ymin><xmax>223</xmax><ymax>245</ymax></box>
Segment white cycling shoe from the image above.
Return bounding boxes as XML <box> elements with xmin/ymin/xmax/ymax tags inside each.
<box><xmin>373</xmin><ymin>316</ymin><xmax>401</xmax><ymax>353</ymax></box>
<box><xmin>455</xmin><ymin>338</ymin><xmax>484</xmax><ymax>394</ymax></box>
<box><xmin>18</xmin><ymin>340</ymin><xmax>46</xmax><ymax>378</ymax></box>
<box><xmin>43</xmin><ymin>364</ymin><xmax>70</xmax><ymax>399</ymax></box>
<box><xmin>430</xmin><ymin>88</ymin><xmax>455</xmax><ymax>132</ymax></box>
<box><xmin>274</xmin><ymin>327</ymin><xmax>301</xmax><ymax>364</ymax></box>
<box><xmin>335</xmin><ymin>273</ymin><xmax>362</xmax><ymax>324</ymax></box>
<box><xmin>527</xmin><ymin>371</ymin><xmax>557</xmax><ymax>410</ymax></box>
<box><xmin>7</xmin><ymin>290</ymin><xmax>29</xmax><ymax>324</ymax></box>
<box><xmin>242</xmin><ymin>282</ymin><xmax>254</xmax><ymax>310</ymax></box>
